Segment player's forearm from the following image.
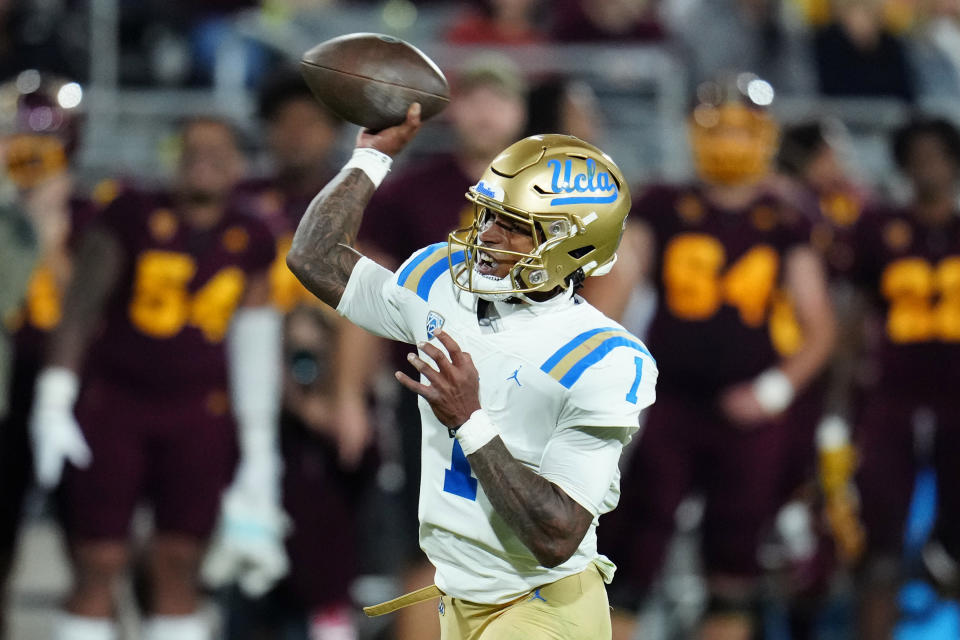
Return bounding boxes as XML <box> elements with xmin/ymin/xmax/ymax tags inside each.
<box><xmin>467</xmin><ymin>437</ymin><xmax>591</xmax><ymax>568</ymax></box>
<box><xmin>779</xmin><ymin>315</ymin><xmax>835</xmax><ymax>393</ymax></box>
<box><xmin>778</xmin><ymin>247</ymin><xmax>837</xmax><ymax>392</ymax></box>
<box><xmin>286</xmin><ymin>168</ymin><xmax>373</xmax><ymax>308</ymax></box>
<box><xmin>46</xmin><ymin>228</ymin><xmax>122</xmax><ymax>372</ymax></box>
<box><xmin>821</xmin><ymin>289</ymin><xmax>867</xmax><ymax>416</ymax></box>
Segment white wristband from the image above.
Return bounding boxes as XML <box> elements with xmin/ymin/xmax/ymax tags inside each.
<box><xmin>35</xmin><ymin>366</ymin><xmax>79</xmax><ymax>410</ymax></box>
<box><xmin>343</xmin><ymin>147</ymin><xmax>392</xmax><ymax>188</ymax></box>
<box><xmin>455</xmin><ymin>409</ymin><xmax>500</xmax><ymax>456</ymax></box>
<box><xmin>816</xmin><ymin>414</ymin><xmax>850</xmax><ymax>450</ymax></box>
<box><xmin>752</xmin><ymin>368</ymin><xmax>795</xmax><ymax>414</ymax></box>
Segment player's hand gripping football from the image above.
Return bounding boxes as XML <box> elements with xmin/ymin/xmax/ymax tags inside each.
<box><xmin>396</xmin><ymin>330</ymin><xmax>482</xmax><ymax>430</ymax></box>
<box><xmin>356</xmin><ymin>102</ymin><xmax>421</xmax><ymax>158</ymax></box>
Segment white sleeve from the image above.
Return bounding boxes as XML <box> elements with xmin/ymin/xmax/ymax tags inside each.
<box><xmin>538</xmin><ymin>426</ymin><xmax>633</xmax><ymax>517</ymax></box>
<box><xmin>556</xmin><ymin>350</ymin><xmax>657</xmax><ymax>430</ymax></box>
<box><xmin>336</xmin><ymin>255</ymin><xmax>416</xmax><ymax>344</ymax></box>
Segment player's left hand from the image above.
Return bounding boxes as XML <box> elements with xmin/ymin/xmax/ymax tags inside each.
<box><xmin>719</xmin><ymin>382</ymin><xmax>775</xmax><ymax>427</ymax></box>
<box><xmin>395</xmin><ymin>330</ymin><xmax>481</xmax><ymax>429</ymax></box>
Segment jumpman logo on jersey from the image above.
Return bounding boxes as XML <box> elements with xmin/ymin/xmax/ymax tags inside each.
<box><xmin>529</xmin><ymin>588</ymin><xmax>547</xmax><ymax>603</ymax></box>
<box><xmin>506</xmin><ymin>366</ymin><xmax>522</xmax><ymax>387</ymax></box>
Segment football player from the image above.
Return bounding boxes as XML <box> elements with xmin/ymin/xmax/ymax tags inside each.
<box><xmin>0</xmin><ymin>70</ymin><xmax>98</xmax><ymax>637</ymax></box>
<box><xmin>287</xmin><ymin>105</ymin><xmax>657</xmax><ymax>639</ymax></box>
<box><xmin>770</xmin><ymin>119</ymin><xmax>874</xmax><ymax>639</ymax></box>
<box><xmin>350</xmin><ymin>54</ymin><xmax>529</xmax><ymax>639</ymax></box>
<box><xmin>28</xmin><ymin>116</ymin><xmax>282</xmax><ymax>640</ymax></box>
<box><xmin>235</xmin><ymin>67</ymin><xmax>344</xmax><ymax>313</ymax></box>
<box><xmin>776</xmin><ymin>119</ymin><xmax>871</xmax><ymax>561</ymax></box>
<box><xmin>587</xmin><ymin>74</ymin><xmax>836</xmax><ymax>640</ymax></box>
<box><xmin>850</xmin><ymin>117</ymin><xmax>960</xmax><ymax>639</ymax></box>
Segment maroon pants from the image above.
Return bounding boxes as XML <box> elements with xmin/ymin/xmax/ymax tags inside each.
<box><xmin>855</xmin><ymin>393</ymin><xmax>960</xmax><ymax>559</ymax></box>
<box><xmin>62</xmin><ymin>377</ymin><xmax>238</xmax><ymax>541</ymax></box>
<box><xmin>601</xmin><ymin>389</ymin><xmax>799</xmax><ymax>607</ymax></box>
<box><xmin>0</xmin><ymin>357</ymin><xmax>36</xmax><ymax>555</ymax></box>
<box><xmin>279</xmin><ymin>412</ymin><xmax>376</xmax><ymax>610</ymax></box>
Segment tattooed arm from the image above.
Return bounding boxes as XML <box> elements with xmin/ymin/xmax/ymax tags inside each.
<box><xmin>286</xmin><ymin>104</ymin><xmax>421</xmax><ymax>308</ymax></box>
<box><xmin>397</xmin><ymin>331</ymin><xmax>602</xmax><ymax>568</ymax></box>
<box><xmin>466</xmin><ymin>437</ymin><xmax>594</xmax><ymax>567</ymax></box>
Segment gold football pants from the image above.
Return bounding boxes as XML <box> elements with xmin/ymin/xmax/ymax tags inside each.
<box><xmin>438</xmin><ymin>564</ymin><xmax>610</xmax><ymax>640</ymax></box>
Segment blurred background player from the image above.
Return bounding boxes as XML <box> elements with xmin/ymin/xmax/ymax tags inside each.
<box><xmin>235</xmin><ymin>66</ymin><xmax>376</xmax><ymax>471</ymax></box>
<box><xmin>221</xmin><ymin>68</ymin><xmax>378</xmax><ymax>640</ymax></box>
<box><xmin>444</xmin><ymin>0</ymin><xmax>547</xmax><ymax>45</ymax></box>
<box><xmin>221</xmin><ymin>305</ymin><xmax>377</xmax><ymax>640</ymax></box>
<box><xmin>235</xmin><ymin>67</ymin><xmax>343</xmax><ymax>314</ymax></box>
<box><xmin>0</xmin><ymin>173</ymin><xmax>34</xmax><ymax>425</ymax></box>
<box><xmin>769</xmin><ymin>118</ymin><xmax>874</xmax><ymax>639</ymax></box>
<box><xmin>588</xmin><ymin>73</ymin><xmax>837</xmax><ymax>640</ymax></box>
<box><xmin>27</xmin><ymin>116</ymin><xmax>283</xmax><ymax>640</ymax></box>
<box><xmin>348</xmin><ymin>53</ymin><xmax>528</xmax><ymax>640</ymax></box>
<box><xmin>524</xmin><ymin>76</ymin><xmax>605</xmax><ymax>145</ymax></box>
<box><xmin>848</xmin><ymin>116</ymin><xmax>960</xmax><ymax>639</ymax></box>
<box><xmin>0</xmin><ymin>71</ymin><xmax>96</xmax><ymax>639</ymax></box>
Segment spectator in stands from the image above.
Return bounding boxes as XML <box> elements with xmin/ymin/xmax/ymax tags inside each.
<box><xmin>445</xmin><ymin>0</ymin><xmax>548</xmax><ymax>45</ymax></box>
<box><xmin>813</xmin><ymin>0</ymin><xmax>916</xmax><ymax>101</ymax></box>
<box><xmin>551</xmin><ymin>0</ymin><xmax>665</xmax><ymax>41</ymax></box>
<box><xmin>909</xmin><ymin>0</ymin><xmax>960</xmax><ymax>97</ymax></box>
<box><xmin>0</xmin><ymin>3</ymin><xmax>79</xmax><ymax>80</ymax></box>
<box><xmin>663</xmin><ymin>0</ymin><xmax>816</xmax><ymax>94</ymax></box>
<box><xmin>524</xmin><ymin>77</ymin><xmax>605</xmax><ymax>144</ymax></box>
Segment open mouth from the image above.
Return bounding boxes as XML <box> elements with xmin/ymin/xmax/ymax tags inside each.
<box><xmin>475</xmin><ymin>249</ymin><xmax>499</xmax><ymax>276</ymax></box>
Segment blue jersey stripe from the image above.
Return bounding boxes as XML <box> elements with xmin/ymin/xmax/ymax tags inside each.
<box><xmin>540</xmin><ymin>326</ymin><xmax>623</xmax><ymax>373</ymax></box>
<box><xmin>557</xmin><ymin>336</ymin><xmax>651</xmax><ymax>389</ymax></box>
<box><xmin>415</xmin><ymin>248</ymin><xmax>466</xmax><ymax>301</ymax></box>
<box><xmin>397</xmin><ymin>243</ymin><xmax>446</xmax><ymax>287</ymax></box>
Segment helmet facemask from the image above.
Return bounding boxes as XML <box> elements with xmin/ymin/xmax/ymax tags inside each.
<box><xmin>450</xmin><ymin>195</ymin><xmax>582</xmax><ymax>301</ymax></box>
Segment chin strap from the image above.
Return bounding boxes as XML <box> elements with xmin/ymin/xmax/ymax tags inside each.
<box><xmin>588</xmin><ymin>253</ymin><xmax>617</xmax><ymax>277</ymax></box>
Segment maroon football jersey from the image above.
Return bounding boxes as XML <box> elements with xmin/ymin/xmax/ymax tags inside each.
<box><xmin>85</xmin><ymin>189</ymin><xmax>275</xmax><ymax>392</ymax></box>
<box><xmin>358</xmin><ymin>152</ymin><xmax>476</xmax><ymax>267</ymax></box>
<box><xmin>637</xmin><ymin>184</ymin><xmax>810</xmax><ymax>395</ymax></box>
<box><xmin>10</xmin><ymin>197</ymin><xmax>99</xmax><ymax>366</ymax></box>
<box><xmin>790</xmin><ymin>185</ymin><xmax>866</xmax><ymax>281</ymax></box>
<box><xmin>851</xmin><ymin>206</ymin><xmax>960</xmax><ymax>395</ymax></box>
<box><xmin>233</xmin><ymin>171</ymin><xmax>336</xmax><ymax>312</ymax></box>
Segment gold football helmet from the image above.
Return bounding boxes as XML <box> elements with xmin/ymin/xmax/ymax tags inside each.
<box><xmin>0</xmin><ymin>70</ymin><xmax>83</xmax><ymax>188</ymax></box>
<box><xmin>449</xmin><ymin>134</ymin><xmax>630</xmax><ymax>300</ymax></box>
<box><xmin>689</xmin><ymin>72</ymin><xmax>779</xmax><ymax>186</ymax></box>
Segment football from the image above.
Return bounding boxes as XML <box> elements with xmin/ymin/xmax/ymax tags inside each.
<box><xmin>300</xmin><ymin>33</ymin><xmax>450</xmax><ymax>131</ymax></box>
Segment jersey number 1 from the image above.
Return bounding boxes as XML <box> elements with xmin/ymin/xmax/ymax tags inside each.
<box><xmin>443</xmin><ymin>440</ymin><xmax>478</xmax><ymax>501</ymax></box>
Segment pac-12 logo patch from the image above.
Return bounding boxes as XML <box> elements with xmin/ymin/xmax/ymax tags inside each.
<box><xmin>426</xmin><ymin>311</ymin><xmax>445</xmax><ymax>339</ymax></box>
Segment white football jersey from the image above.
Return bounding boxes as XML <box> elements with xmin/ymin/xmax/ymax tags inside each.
<box><xmin>338</xmin><ymin>243</ymin><xmax>657</xmax><ymax>603</ymax></box>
